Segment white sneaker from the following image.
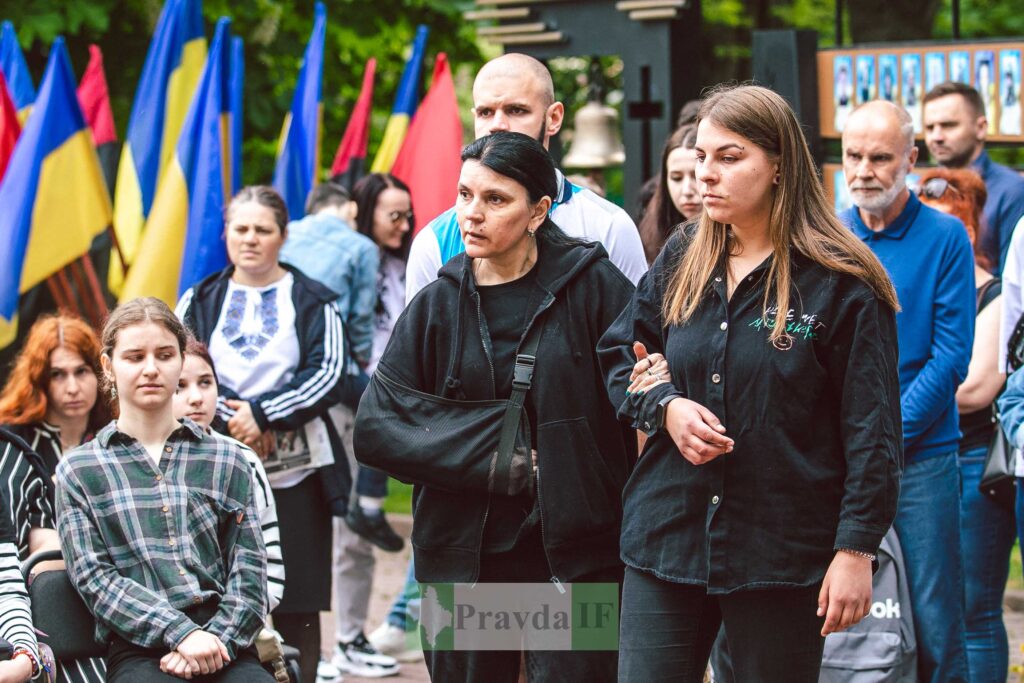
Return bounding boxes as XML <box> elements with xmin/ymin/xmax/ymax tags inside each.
<box><xmin>316</xmin><ymin>658</ymin><xmax>343</xmax><ymax>682</ymax></box>
<box><xmin>368</xmin><ymin>622</ymin><xmax>422</xmax><ymax>662</ymax></box>
<box><xmin>332</xmin><ymin>632</ymin><xmax>400</xmax><ymax>678</ymax></box>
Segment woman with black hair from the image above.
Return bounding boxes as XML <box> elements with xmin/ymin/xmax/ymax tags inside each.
<box><xmin>354</xmin><ymin>131</ymin><xmax>636</xmax><ymax>682</ymax></box>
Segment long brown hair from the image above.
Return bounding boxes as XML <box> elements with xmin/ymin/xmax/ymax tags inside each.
<box><xmin>639</xmin><ymin>124</ymin><xmax>698</xmax><ymax>264</ymax></box>
<box><xmin>664</xmin><ymin>85</ymin><xmax>899</xmax><ymax>340</ymax></box>
<box><xmin>0</xmin><ymin>315</ymin><xmax>109</xmax><ymax>430</ymax></box>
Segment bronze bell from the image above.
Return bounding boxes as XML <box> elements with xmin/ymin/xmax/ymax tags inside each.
<box><xmin>562</xmin><ymin>99</ymin><xmax>626</xmax><ymax>169</ymax></box>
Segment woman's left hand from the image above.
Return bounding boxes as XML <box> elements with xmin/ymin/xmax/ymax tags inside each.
<box><xmin>0</xmin><ymin>655</ymin><xmax>34</xmax><ymax>683</ymax></box>
<box><xmin>817</xmin><ymin>551</ymin><xmax>873</xmax><ymax>636</ymax></box>
<box><xmin>226</xmin><ymin>400</ymin><xmax>263</xmax><ymax>448</ymax></box>
<box><xmin>628</xmin><ymin>341</ymin><xmax>671</xmax><ymax>394</ymax></box>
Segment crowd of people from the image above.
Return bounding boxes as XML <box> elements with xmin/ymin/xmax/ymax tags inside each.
<box><xmin>0</xmin><ymin>50</ymin><xmax>1020</xmax><ymax>683</ymax></box>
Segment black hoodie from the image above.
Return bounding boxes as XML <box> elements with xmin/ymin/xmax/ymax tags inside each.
<box><xmin>355</xmin><ymin>238</ymin><xmax>636</xmax><ymax>583</ymax></box>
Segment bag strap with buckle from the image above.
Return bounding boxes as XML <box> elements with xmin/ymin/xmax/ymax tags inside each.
<box><xmin>491</xmin><ymin>313</ymin><xmax>547</xmax><ymax>496</ymax></box>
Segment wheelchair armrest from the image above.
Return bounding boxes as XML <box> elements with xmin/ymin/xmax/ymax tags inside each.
<box><xmin>20</xmin><ymin>549</ymin><xmax>63</xmax><ymax>581</ymax></box>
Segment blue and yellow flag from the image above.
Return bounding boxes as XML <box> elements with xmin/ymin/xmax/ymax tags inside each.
<box><xmin>272</xmin><ymin>2</ymin><xmax>326</xmax><ymax>220</ymax></box>
<box><xmin>370</xmin><ymin>24</ymin><xmax>429</xmax><ymax>174</ymax></box>
<box><xmin>229</xmin><ymin>36</ymin><xmax>244</xmax><ymax>194</ymax></box>
<box><xmin>0</xmin><ymin>22</ymin><xmax>36</xmax><ymax>123</ymax></box>
<box><xmin>0</xmin><ymin>38</ymin><xmax>111</xmax><ymax>321</ymax></box>
<box><xmin>121</xmin><ymin>18</ymin><xmax>234</xmax><ymax>305</ymax></box>
<box><xmin>110</xmin><ymin>0</ymin><xmax>206</xmax><ymax>293</ymax></box>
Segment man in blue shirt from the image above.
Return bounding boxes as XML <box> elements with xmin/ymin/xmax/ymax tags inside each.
<box><xmin>841</xmin><ymin>100</ymin><xmax>975</xmax><ymax>683</ymax></box>
<box><xmin>923</xmin><ymin>81</ymin><xmax>1024</xmax><ymax>273</ymax></box>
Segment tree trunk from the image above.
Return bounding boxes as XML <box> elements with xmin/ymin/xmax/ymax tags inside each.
<box><xmin>848</xmin><ymin>0</ymin><xmax>942</xmax><ymax>43</ymax></box>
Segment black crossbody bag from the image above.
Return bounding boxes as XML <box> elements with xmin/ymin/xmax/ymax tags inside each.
<box><xmin>355</xmin><ymin>314</ymin><xmax>546</xmax><ymax>497</ymax></box>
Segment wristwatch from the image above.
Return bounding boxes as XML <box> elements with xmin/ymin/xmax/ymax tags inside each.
<box><xmin>654</xmin><ymin>394</ymin><xmax>681</xmax><ymax>431</ymax></box>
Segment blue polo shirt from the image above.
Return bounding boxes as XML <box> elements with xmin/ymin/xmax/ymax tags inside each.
<box><xmin>972</xmin><ymin>150</ymin><xmax>1024</xmax><ymax>274</ymax></box>
<box><xmin>841</xmin><ymin>192</ymin><xmax>976</xmax><ymax>462</ymax></box>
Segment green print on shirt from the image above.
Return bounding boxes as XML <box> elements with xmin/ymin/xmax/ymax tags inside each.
<box><xmin>748</xmin><ymin>308</ymin><xmax>826</xmax><ymax>342</ymax></box>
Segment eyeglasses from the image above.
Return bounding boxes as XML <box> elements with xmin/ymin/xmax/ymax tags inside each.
<box><xmin>388</xmin><ymin>210</ymin><xmax>414</xmax><ymax>225</ymax></box>
<box><xmin>915</xmin><ymin>177</ymin><xmax>961</xmax><ymax>200</ymax></box>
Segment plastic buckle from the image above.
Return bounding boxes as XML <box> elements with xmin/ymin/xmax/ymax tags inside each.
<box><xmin>513</xmin><ymin>354</ymin><xmax>537</xmax><ymax>390</ymax></box>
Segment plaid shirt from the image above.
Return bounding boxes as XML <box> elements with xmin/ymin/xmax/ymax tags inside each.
<box><xmin>55</xmin><ymin>419</ymin><xmax>267</xmax><ymax>657</ymax></box>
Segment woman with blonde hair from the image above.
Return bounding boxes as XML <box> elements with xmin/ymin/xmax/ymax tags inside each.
<box><xmin>599</xmin><ymin>84</ymin><xmax>903</xmax><ymax>680</ymax></box>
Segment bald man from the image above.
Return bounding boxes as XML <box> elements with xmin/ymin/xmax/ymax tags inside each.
<box><xmin>403</xmin><ymin>52</ymin><xmax>648</xmax><ymax>303</ymax></box>
<box><xmin>840</xmin><ymin>100</ymin><xmax>973</xmax><ymax>683</ymax></box>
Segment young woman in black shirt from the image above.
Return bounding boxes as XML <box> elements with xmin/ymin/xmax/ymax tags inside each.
<box><xmin>599</xmin><ymin>84</ymin><xmax>903</xmax><ymax>681</ymax></box>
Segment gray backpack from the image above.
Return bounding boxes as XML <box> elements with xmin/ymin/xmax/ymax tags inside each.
<box><xmin>818</xmin><ymin>527</ymin><xmax>917</xmax><ymax>683</ymax></box>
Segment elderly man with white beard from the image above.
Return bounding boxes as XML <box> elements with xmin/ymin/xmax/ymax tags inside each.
<box><xmin>839</xmin><ymin>100</ymin><xmax>975</xmax><ymax>683</ymax></box>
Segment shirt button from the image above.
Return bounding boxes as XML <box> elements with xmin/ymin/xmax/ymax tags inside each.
<box><xmin>712</xmin><ymin>495</ymin><xmax>721</xmax><ymax>504</ymax></box>
<box><xmin>155</xmin><ymin>474</ymin><xmax>162</xmax><ymax>481</ymax></box>
<box><xmin>720</xmin><ymin>322</ymin><xmax>728</xmax><ymax>330</ymax></box>
<box><xmin>714</xmin><ymin>276</ymin><xmax>722</xmax><ymax>282</ymax></box>
<box><xmin>164</xmin><ymin>446</ymin><xmax>172</xmax><ymax>453</ymax></box>
<box><xmin>193</xmin><ymin>597</ymin><xmax>202</xmax><ymax>605</ymax></box>
<box><xmin>169</xmin><ymin>539</ymin><xmax>175</xmax><ymax>546</ymax></box>
<box><xmin>643</xmin><ymin>422</ymin><xmax>651</xmax><ymax>431</ymax></box>
<box><xmin>162</xmin><ymin>506</ymin><xmax>169</xmax><ymax>513</ymax></box>
<box><xmin>179</xmin><ymin>569</ymin><xmax>186</xmax><ymax>576</ymax></box>
<box><xmin>711</xmin><ymin>373</ymin><xmax>721</xmax><ymax>384</ymax></box>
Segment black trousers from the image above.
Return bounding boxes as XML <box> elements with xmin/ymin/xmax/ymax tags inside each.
<box><xmin>106</xmin><ymin>639</ymin><xmax>272</xmax><ymax>683</ymax></box>
<box><xmin>424</xmin><ymin>529</ymin><xmax>622</xmax><ymax>683</ymax></box>
<box><xmin>618</xmin><ymin>567</ymin><xmax>826</xmax><ymax>683</ymax></box>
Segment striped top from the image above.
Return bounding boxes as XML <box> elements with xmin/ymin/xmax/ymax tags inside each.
<box><xmin>0</xmin><ymin>428</ymin><xmax>54</xmax><ymax>558</ymax></box>
<box><xmin>56</xmin><ymin>419</ymin><xmax>267</xmax><ymax>656</ymax></box>
<box><xmin>0</xmin><ymin>491</ymin><xmax>39</xmax><ymax>664</ymax></box>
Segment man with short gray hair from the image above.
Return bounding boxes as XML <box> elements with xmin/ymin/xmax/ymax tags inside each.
<box><xmin>839</xmin><ymin>100</ymin><xmax>974</xmax><ymax>683</ymax></box>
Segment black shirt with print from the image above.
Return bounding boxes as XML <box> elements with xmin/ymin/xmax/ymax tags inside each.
<box><xmin>598</xmin><ymin>230</ymin><xmax>902</xmax><ymax>592</ymax></box>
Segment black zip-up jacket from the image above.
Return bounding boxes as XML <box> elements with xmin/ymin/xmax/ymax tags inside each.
<box><xmin>598</xmin><ymin>231</ymin><xmax>902</xmax><ymax>592</ymax></box>
<box><xmin>355</xmin><ymin>239</ymin><xmax>636</xmax><ymax>583</ymax></box>
<box><xmin>175</xmin><ymin>263</ymin><xmax>346</xmax><ymax>432</ymax></box>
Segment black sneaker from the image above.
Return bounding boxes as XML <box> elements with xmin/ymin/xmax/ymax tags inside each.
<box><xmin>346</xmin><ymin>506</ymin><xmax>405</xmax><ymax>552</ymax></box>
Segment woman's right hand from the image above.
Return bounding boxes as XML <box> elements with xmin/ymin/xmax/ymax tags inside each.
<box><xmin>663</xmin><ymin>398</ymin><xmax>734</xmax><ymax>465</ymax></box>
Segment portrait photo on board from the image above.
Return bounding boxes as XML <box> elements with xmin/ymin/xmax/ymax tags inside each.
<box><xmin>834</xmin><ymin>55</ymin><xmax>854</xmax><ymax>131</ymax></box>
<box><xmin>856</xmin><ymin>55</ymin><xmax>876</xmax><ymax>104</ymax></box>
<box><xmin>950</xmin><ymin>50</ymin><xmax>971</xmax><ymax>84</ymax></box>
<box><xmin>902</xmin><ymin>53</ymin><xmax>923</xmax><ymax>132</ymax></box>
<box><xmin>999</xmin><ymin>49</ymin><xmax>1021</xmax><ymax>136</ymax></box>
<box><xmin>879</xmin><ymin>54</ymin><xmax>899</xmax><ymax>102</ymax></box>
<box><xmin>976</xmin><ymin>50</ymin><xmax>997</xmax><ymax>134</ymax></box>
<box><xmin>925</xmin><ymin>52</ymin><xmax>946</xmax><ymax>93</ymax></box>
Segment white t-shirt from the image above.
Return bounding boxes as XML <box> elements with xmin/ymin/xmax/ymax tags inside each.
<box><xmin>368</xmin><ymin>254</ymin><xmax>407</xmax><ymax>376</ymax></box>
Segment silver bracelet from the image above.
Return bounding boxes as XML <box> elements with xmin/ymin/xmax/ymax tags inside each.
<box><xmin>838</xmin><ymin>547</ymin><xmax>876</xmax><ymax>562</ymax></box>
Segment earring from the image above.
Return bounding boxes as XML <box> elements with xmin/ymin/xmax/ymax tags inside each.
<box><xmin>773</xmin><ymin>174</ymin><xmax>781</xmax><ymax>185</ymax></box>
<box><xmin>527</xmin><ymin>229</ymin><xmax>536</xmax><ymax>239</ymax></box>
<box><xmin>110</xmin><ymin>384</ymin><xmax>118</xmax><ymax>400</ymax></box>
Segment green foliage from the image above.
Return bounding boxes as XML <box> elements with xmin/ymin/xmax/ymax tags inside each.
<box><xmin>3</xmin><ymin>0</ymin><xmax>483</xmax><ymax>187</ymax></box>
<box><xmin>933</xmin><ymin>0</ymin><xmax>1024</xmax><ymax>39</ymax></box>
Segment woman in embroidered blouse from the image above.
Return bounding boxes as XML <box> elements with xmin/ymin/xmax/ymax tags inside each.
<box><xmin>176</xmin><ymin>186</ymin><xmax>346</xmax><ymax>683</ymax></box>
<box><xmin>599</xmin><ymin>85</ymin><xmax>903</xmax><ymax>680</ymax></box>
<box><xmin>56</xmin><ymin>297</ymin><xmax>270</xmax><ymax>683</ymax></box>
<box><xmin>0</xmin><ymin>315</ymin><xmax>109</xmax><ymax>480</ymax></box>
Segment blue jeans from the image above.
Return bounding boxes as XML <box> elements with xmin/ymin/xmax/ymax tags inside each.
<box><xmin>893</xmin><ymin>452</ymin><xmax>969</xmax><ymax>683</ymax></box>
<box><xmin>387</xmin><ymin>555</ymin><xmax>420</xmax><ymax>630</ymax></box>
<box><xmin>959</xmin><ymin>447</ymin><xmax>1015</xmax><ymax>683</ymax></box>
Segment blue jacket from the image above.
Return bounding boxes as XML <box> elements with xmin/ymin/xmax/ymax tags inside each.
<box><xmin>841</xmin><ymin>192</ymin><xmax>976</xmax><ymax>462</ymax></box>
<box><xmin>999</xmin><ymin>369</ymin><xmax>1024</xmax><ymax>449</ymax></box>
<box><xmin>972</xmin><ymin>151</ymin><xmax>1024</xmax><ymax>274</ymax></box>
<box><xmin>281</xmin><ymin>213</ymin><xmax>379</xmax><ymax>368</ymax></box>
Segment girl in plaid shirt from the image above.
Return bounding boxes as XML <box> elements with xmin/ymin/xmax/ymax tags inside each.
<box><xmin>56</xmin><ymin>298</ymin><xmax>271</xmax><ymax>683</ymax></box>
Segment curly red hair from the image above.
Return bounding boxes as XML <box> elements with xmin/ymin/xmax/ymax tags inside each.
<box><xmin>0</xmin><ymin>315</ymin><xmax>108</xmax><ymax>429</ymax></box>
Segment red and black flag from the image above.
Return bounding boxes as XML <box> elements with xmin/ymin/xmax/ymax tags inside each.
<box><xmin>77</xmin><ymin>44</ymin><xmax>119</xmax><ymax>194</ymax></box>
<box><xmin>330</xmin><ymin>57</ymin><xmax>375</xmax><ymax>191</ymax></box>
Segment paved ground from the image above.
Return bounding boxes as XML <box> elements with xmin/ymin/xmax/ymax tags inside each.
<box><xmin>323</xmin><ymin>514</ymin><xmax>1024</xmax><ymax>682</ymax></box>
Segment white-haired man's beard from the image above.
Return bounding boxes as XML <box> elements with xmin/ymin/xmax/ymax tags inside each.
<box><xmin>848</xmin><ymin>166</ymin><xmax>908</xmax><ymax>214</ymax></box>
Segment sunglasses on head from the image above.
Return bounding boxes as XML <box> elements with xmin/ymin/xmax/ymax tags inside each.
<box><xmin>915</xmin><ymin>177</ymin><xmax>961</xmax><ymax>200</ymax></box>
